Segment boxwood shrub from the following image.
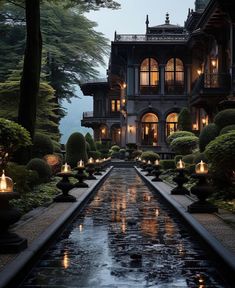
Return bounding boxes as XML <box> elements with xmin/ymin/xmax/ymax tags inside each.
<box><xmin>220</xmin><ymin>124</ymin><xmax>235</xmax><ymax>135</ymax></box>
<box><xmin>214</xmin><ymin>109</ymin><xmax>235</xmax><ymax>130</ymax></box>
<box><xmin>199</xmin><ymin>123</ymin><xmax>219</xmax><ymax>152</ymax></box>
<box><xmin>205</xmin><ymin>131</ymin><xmax>235</xmax><ymax>186</ymax></box>
<box><xmin>170</xmin><ymin>136</ymin><xmax>199</xmax><ymax>155</ymax></box>
<box><xmin>160</xmin><ymin>160</ymin><xmax>175</xmax><ymax>170</ymax></box>
<box><xmin>167</xmin><ymin>131</ymin><xmax>195</xmax><ymax>144</ymax></box>
<box><xmin>140</xmin><ymin>151</ymin><xmax>159</xmax><ymax>162</ymax></box>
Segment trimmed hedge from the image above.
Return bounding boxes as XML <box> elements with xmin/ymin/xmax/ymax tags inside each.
<box><xmin>199</xmin><ymin>123</ymin><xmax>219</xmax><ymax>152</ymax></box>
<box><xmin>140</xmin><ymin>151</ymin><xmax>159</xmax><ymax>162</ymax></box>
<box><xmin>170</xmin><ymin>136</ymin><xmax>199</xmax><ymax>155</ymax></box>
<box><xmin>26</xmin><ymin>158</ymin><xmax>52</xmax><ymax>182</ymax></box>
<box><xmin>160</xmin><ymin>160</ymin><xmax>175</xmax><ymax>170</ymax></box>
<box><xmin>182</xmin><ymin>154</ymin><xmax>195</xmax><ymax>164</ymax></box>
<box><xmin>177</xmin><ymin>108</ymin><xmax>192</xmax><ymax>131</ymax></box>
<box><xmin>220</xmin><ymin>125</ymin><xmax>235</xmax><ymax>135</ymax></box>
<box><xmin>205</xmin><ymin>131</ymin><xmax>235</xmax><ymax>186</ymax></box>
<box><xmin>88</xmin><ymin>150</ymin><xmax>101</xmax><ymax>159</ymax></box>
<box><xmin>214</xmin><ymin>109</ymin><xmax>235</xmax><ymax>130</ymax></box>
<box><xmin>32</xmin><ymin>133</ymin><xmax>54</xmax><ymax>158</ymax></box>
<box><xmin>167</xmin><ymin>131</ymin><xmax>195</xmax><ymax>144</ymax></box>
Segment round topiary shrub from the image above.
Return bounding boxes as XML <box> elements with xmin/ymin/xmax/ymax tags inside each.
<box><xmin>0</xmin><ymin>118</ymin><xmax>32</xmax><ymax>168</ymax></box>
<box><xmin>26</xmin><ymin>158</ymin><xmax>52</xmax><ymax>182</ymax></box>
<box><xmin>199</xmin><ymin>123</ymin><xmax>219</xmax><ymax>152</ymax></box>
<box><xmin>132</xmin><ymin>150</ymin><xmax>142</xmax><ymax>159</ymax></box>
<box><xmin>86</xmin><ymin>141</ymin><xmax>91</xmax><ymax>152</ymax></box>
<box><xmin>205</xmin><ymin>131</ymin><xmax>235</xmax><ymax>186</ymax></box>
<box><xmin>167</xmin><ymin>131</ymin><xmax>195</xmax><ymax>144</ymax></box>
<box><xmin>140</xmin><ymin>151</ymin><xmax>159</xmax><ymax>162</ymax></box>
<box><xmin>111</xmin><ymin>145</ymin><xmax>120</xmax><ymax>152</ymax></box>
<box><xmin>177</xmin><ymin>107</ymin><xmax>192</xmax><ymax>131</ymax></box>
<box><xmin>214</xmin><ymin>109</ymin><xmax>235</xmax><ymax>130</ymax></box>
<box><xmin>220</xmin><ymin>124</ymin><xmax>235</xmax><ymax>135</ymax></box>
<box><xmin>66</xmin><ymin>132</ymin><xmax>88</xmax><ymax>167</ymax></box>
<box><xmin>32</xmin><ymin>133</ymin><xmax>54</xmax><ymax>158</ymax></box>
<box><xmin>85</xmin><ymin>133</ymin><xmax>96</xmax><ymax>151</ymax></box>
<box><xmin>170</xmin><ymin>136</ymin><xmax>199</xmax><ymax>155</ymax></box>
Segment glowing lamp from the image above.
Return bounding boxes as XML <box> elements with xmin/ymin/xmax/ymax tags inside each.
<box><xmin>211</xmin><ymin>59</ymin><xmax>216</xmax><ymax>67</ymax></box>
<box><xmin>78</xmin><ymin>160</ymin><xmax>84</xmax><ymax>168</ymax></box>
<box><xmin>96</xmin><ymin>159</ymin><xmax>100</xmax><ymax>164</ymax></box>
<box><xmin>155</xmin><ymin>159</ymin><xmax>160</xmax><ymax>166</ymax></box>
<box><xmin>176</xmin><ymin>159</ymin><xmax>185</xmax><ymax>170</ymax></box>
<box><xmin>0</xmin><ymin>170</ymin><xmax>13</xmax><ymax>193</ymax></box>
<box><xmin>197</xmin><ymin>69</ymin><xmax>202</xmax><ymax>76</ymax></box>
<box><xmin>202</xmin><ymin>118</ymin><xmax>206</xmax><ymax>125</ymax></box>
<box><xmin>61</xmin><ymin>163</ymin><xmax>71</xmax><ymax>174</ymax></box>
<box><xmin>88</xmin><ymin>157</ymin><xmax>94</xmax><ymax>164</ymax></box>
<box><xmin>147</xmin><ymin>160</ymin><xmax>151</xmax><ymax>165</ymax></box>
<box><xmin>195</xmin><ymin>160</ymin><xmax>208</xmax><ymax>174</ymax></box>
<box><xmin>122</xmin><ymin>82</ymin><xmax>127</xmax><ymax>89</ymax></box>
<box><xmin>193</xmin><ymin>123</ymin><xmax>197</xmax><ymax>130</ymax></box>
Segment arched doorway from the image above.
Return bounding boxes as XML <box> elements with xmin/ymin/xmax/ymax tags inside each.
<box><xmin>166</xmin><ymin>113</ymin><xmax>178</xmax><ymax>138</ymax></box>
<box><xmin>111</xmin><ymin>125</ymin><xmax>121</xmax><ymax>146</ymax></box>
<box><xmin>99</xmin><ymin>124</ymin><xmax>108</xmax><ymax>140</ymax></box>
<box><xmin>141</xmin><ymin>113</ymin><xmax>159</xmax><ymax>146</ymax></box>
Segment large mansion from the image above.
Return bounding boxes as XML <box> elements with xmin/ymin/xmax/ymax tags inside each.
<box><xmin>80</xmin><ymin>0</ymin><xmax>235</xmax><ymax>154</ymax></box>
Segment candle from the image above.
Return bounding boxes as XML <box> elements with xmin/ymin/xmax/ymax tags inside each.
<box><xmin>155</xmin><ymin>159</ymin><xmax>160</xmax><ymax>166</ymax></box>
<box><xmin>0</xmin><ymin>170</ymin><xmax>13</xmax><ymax>192</ymax></box>
<box><xmin>88</xmin><ymin>157</ymin><xmax>94</xmax><ymax>164</ymax></box>
<box><xmin>78</xmin><ymin>160</ymin><xmax>84</xmax><ymax>168</ymax></box>
<box><xmin>195</xmin><ymin>160</ymin><xmax>208</xmax><ymax>174</ymax></box>
<box><xmin>61</xmin><ymin>163</ymin><xmax>71</xmax><ymax>174</ymax></box>
<box><xmin>147</xmin><ymin>160</ymin><xmax>151</xmax><ymax>165</ymax></box>
<box><xmin>176</xmin><ymin>159</ymin><xmax>185</xmax><ymax>170</ymax></box>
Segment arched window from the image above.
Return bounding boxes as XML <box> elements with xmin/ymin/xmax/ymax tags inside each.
<box><xmin>165</xmin><ymin>58</ymin><xmax>184</xmax><ymax>94</ymax></box>
<box><xmin>140</xmin><ymin>58</ymin><xmax>159</xmax><ymax>95</ymax></box>
<box><xmin>141</xmin><ymin>113</ymin><xmax>159</xmax><ymax>146</ymax></box>
<box><xmin>166</xmin><ymin>113</ymin><xmax>178</xmax><ymax>137</ymax></box>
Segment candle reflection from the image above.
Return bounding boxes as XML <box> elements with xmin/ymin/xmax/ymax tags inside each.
<box><xmin>79</xmin><ymin>224</ymin><xmax>83</xmax><ymax>232</ymax></box>
<box><xmin>63</xmin><ymin>251</ymin><xmax>69</xmax><ymax>269</ymax></box>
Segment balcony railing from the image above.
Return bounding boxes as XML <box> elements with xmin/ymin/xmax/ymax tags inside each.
<box><xmin>191</xmin><ymin>73</ymin><xmax>230</xmax><ymax>98</ymax></box>
<box><xmin>115</xmin><ymin>33</ymin><xmax>189</xmax><ymax>42</ymax></box>
<box><xmin>83</xmin><ymin>111</ymin><xmax>93</xmax><ymax>118</ymax></box>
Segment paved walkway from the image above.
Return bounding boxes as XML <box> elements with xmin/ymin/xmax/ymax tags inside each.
<box><xmin>135</xmin><ymin>167</ymin><xmax>235</xmax><ymax>273</ymax></box>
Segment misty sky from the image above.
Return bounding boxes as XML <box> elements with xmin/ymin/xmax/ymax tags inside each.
<box><xmin>60</xmin><ymin>0</ymin><xmax>195</xmax><ymax>143</ymax></box>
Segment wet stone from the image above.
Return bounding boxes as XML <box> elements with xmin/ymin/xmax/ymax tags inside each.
<box><xmin>20</xmin><ymin>168</ymin><xmax>230</xmax><ymax>288</ymax></box>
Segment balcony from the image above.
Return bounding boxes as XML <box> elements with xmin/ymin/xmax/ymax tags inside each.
<box><xmin>191</xmin><ymin>73</ymin><xmax>230</xmax><ymax>107</ymax></box>
<box><xmin>81</xmin><ymin>111</ymin><xmax>120</xmax><ymax>128</ymax></box>
<box><xmin>114</xmin><ymin>33</ymin><xmax>188</xmax><ymax>43</ymax></box>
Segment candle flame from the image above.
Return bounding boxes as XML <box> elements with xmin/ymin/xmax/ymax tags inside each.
<box><xmin>79</xmin><ymin>160</ymin><xmax>84</xmax><ymax>167</ymax></box>
<box><xmin>179</xmin><ymin>159</ymin><xmax>183</xmax><ymax>168</ymax></box>
<box><xmin>200</xmin><ymin>160</ymin><xmax>204</xmax><ymax>172</ymax></box>
<box><xmin>155</xmin><ymin>159</ymin><xmax>159</xmax><ymax>165</ymax></box>
<box><xmin>0</xmin><ymin>170</ymin><xmax>7</xmax><ymax>192</ymax></box>
<box><xmin>88</xmin><ymin>157</ymin><xmax>93</xmax><ymax>164</ymax></box>
<box><xmin>64</xmin><ymin>163</ymin><xmax>68</xmax><ymax>172</ymax></box>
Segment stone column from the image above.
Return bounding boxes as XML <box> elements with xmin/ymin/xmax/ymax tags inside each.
<box><xmin>159</xmin><ymin>64</ymin><xmax>165</xmax><ymax>95</ymax></box>
<box><xmin>185</xmin><ymin>64</ymin><xmax>191</xmax><ymax>95</ymax></box>
<box><xmin>134</xmin><ymin>64</ymin><xmax>139</xmax><ymax>95</ymax></box>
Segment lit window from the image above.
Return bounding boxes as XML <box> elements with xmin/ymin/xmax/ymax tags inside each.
<box><xmin>117</xmin><ymin>100</ymin><xmax>121</xmax><ymax>111</ymax></box>
<box><xmin>140</xmin><ymin>58</ymin><xmax>159</xmax><ymax>95</ymax></box>
<box><xmin>111</xmin><ymin>100</ymin><xmax>115</xmax><ymax>112</ymax></box>
<box><xmin>165</xmin><ymin>58</ymin><xmax>184</xmax><ymax>94</ymax></box>
<box><xmin>166</xmin><ymin>113</ymin><xmax>178</xmax><ymax>137</ymax></box>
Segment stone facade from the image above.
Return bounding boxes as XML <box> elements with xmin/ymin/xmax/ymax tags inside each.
<box><xmin>80</xmin><ymin>0</ymin><xmax>235</xmax><ymax>154</ymax></box>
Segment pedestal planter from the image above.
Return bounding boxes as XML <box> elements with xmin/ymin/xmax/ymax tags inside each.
<box><xmin>54</xmin><ymin>172</ymin><xmax>76</xmax><ymax>202</ymax></box>
<box><xmin>171</xmin><ymin>169</ymin><xmax>189</xmax><ymax>195</ymax></box>
<box><xmin>188</xmin><ymin>174</ymin><xmax>218</xmax><ymax>213</ymax></box>
<box><xmin>152</xmin><ymin>165</ymin><xmax>162</xmax><ymax>182</ymax></box>
<box><xmin>0</xmin><ymin>192</ymin><xmax>27</xmax><ymax>253</ymax></box>
<box><xmin>74</xmin><ymin>167</ymin><xmax>89</xmax><ymax>188</ymax></box>
<box><xmin>145</xmin><ymin>164</ymin><xmax>154</xmax><ymax>176</ymax></box>
<box><xmin>86</xmin><ymin>164</ymin><xmax>96</xmax><ymax>180</ymax></box>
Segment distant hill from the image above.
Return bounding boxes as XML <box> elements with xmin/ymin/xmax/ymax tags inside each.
<box><xmin>59</xmin><ymin>87</ymin><xmax>93</xmax><ymax>144</ymax></box>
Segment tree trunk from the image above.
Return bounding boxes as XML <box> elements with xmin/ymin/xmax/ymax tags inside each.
<box><xmin>18</xmin><ymin>0</ymin><xmax>42</xmax><ymax>140</ymax></box>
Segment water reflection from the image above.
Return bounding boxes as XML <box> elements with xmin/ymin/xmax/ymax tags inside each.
<box><xmin>20</xmin><ymin>168</ymin><xmax>230</xmax><ymax>288</ymax></box>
